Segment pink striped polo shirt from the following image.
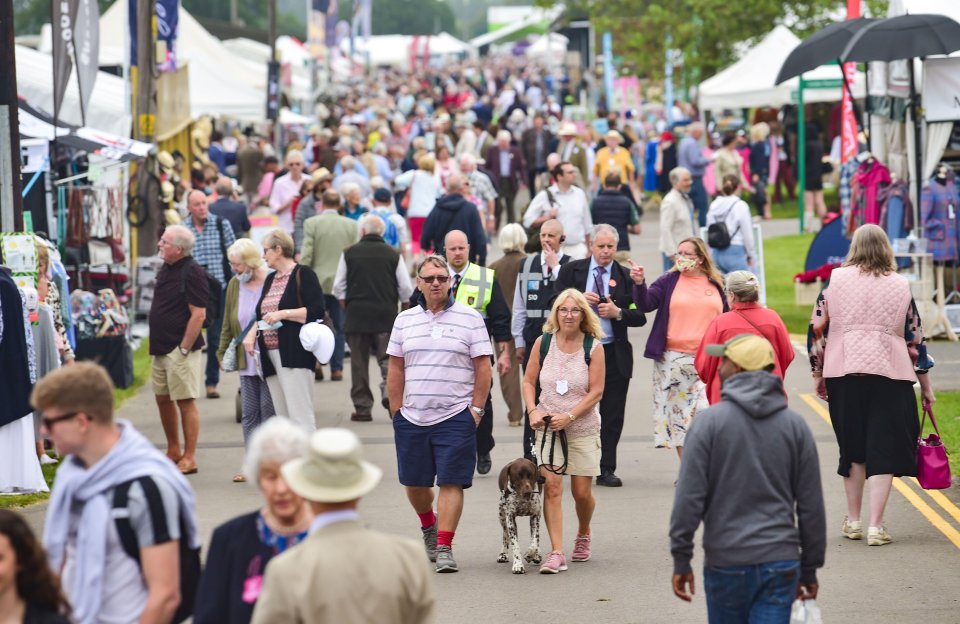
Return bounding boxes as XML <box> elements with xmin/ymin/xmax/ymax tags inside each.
<box><xmin>387</xmin><ymin>299</ymin><xmax>493</xmax><ymax>426</ymax></box>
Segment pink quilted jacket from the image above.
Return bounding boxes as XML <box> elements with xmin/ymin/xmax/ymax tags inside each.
<box><xmin>821</xmin><ymin>267</ymin><xmax>916</xmax><ymax>381</ymax></box>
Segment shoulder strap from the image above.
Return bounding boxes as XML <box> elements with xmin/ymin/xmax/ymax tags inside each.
<box><xmin>295</xmin><ymin>266</ymin><xmax>303</xmax><ymax>309</ymax></box>
<box><xmin>112</xmin><ymin>477</ymin><xmax>172</xmax><ymax>564</ymax></box>
<box><xmin>113</xmin><ymin>480</ymin><xmax>140</xmax><ymax>563</ymax></box>
<box><xmin>734</xmin><ymin>309</ymin><xmax>764</xmax><ymax>335</ymax></box>
<box><xmin>545</xmin><ymin>187</ymin><xmax>557</xmax><ymax>207</ymax></box>
<box><xmin>583</xmin><ymin>335</ymin><xmax>594</xmax><ymax>365</ymax></box>
<box><xmin>179</xmin><ymin>258</ymin><xmax>195</xmax><ymax>294</ymax></box>
<box><xmin>539</xmin><ymin>332</ymin><xmax>552</xmax><ymax>363</ymax></box>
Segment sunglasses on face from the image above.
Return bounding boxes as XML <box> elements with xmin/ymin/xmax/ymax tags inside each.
<box><xmin>419</xmin><ymin>275</ymin><xmax>450</xmax><ymax>284</ymax></box>
<box><xmin>40</xmin><ymin>411</ymin><xmax>81</xmax><ymax>430</ymax></box>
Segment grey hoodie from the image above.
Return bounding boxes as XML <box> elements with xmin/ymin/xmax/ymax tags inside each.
<box><xmin>670</xmin><ymin>371</ymin><xmax>826</xmax><ymax>584</ymax></box>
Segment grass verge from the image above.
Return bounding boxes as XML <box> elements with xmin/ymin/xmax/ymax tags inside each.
<box><xmin>0</xmin><ymin>340</ymin><xmax>152</xmax><ymax>510</ymax></box>
<box><xmin>763</xmin><ymin>232</ymin><xmax>816</xmax><ymax>335</ymax></box>
<box><xmin>921</xmin><ymin>392</ymin><xmax>960</xmax><ymax>477</ymax></box>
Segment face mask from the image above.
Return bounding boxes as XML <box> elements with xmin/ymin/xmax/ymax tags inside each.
<box><xmin>675</xmin><ymin>256</ymin><xmax>698</xmax><ymax>273</ymax></box>
<box><xmin>237</xmin><ymin>270</ymin><xmax>253</xmax><ymax>283</ymax></box>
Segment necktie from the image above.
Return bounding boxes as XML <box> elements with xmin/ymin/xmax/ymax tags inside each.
<box><xmin>452</xmin><ymin>274</ymin><xmax>462</xmax><ymax>298</ymax></box>
<box><xmin>591</xmin><ymin>266</ymin><xmax>606</xmax><ymax>313</ymax></box>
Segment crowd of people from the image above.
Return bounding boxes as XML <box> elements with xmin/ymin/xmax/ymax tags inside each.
<box><xmin>1</xmin><ymin>57</ymin><xmax>941</xmax><ymax>624</ymax></box>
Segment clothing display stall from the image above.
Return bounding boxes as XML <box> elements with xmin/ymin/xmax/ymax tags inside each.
<box><xmin>0</xmin><ymin>267</ymin><xmax>47</xmax><ymax>495</ymax></box>
<box><xmin>918</xmin><ymin>166</ymin><xmax>960</xmax><ymax>340</ymax></box>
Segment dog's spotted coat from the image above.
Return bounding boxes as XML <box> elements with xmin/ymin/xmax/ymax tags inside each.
<box><xmin>497</xmin><ymin>458</ymin><xmax>542</xmax><ymax>573</ymax></box>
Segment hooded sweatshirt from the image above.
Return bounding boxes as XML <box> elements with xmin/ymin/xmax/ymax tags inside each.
<box><xmin>670</xmin><ymin>371</ymin><xmax>826</xmax><ymax>584</ymax></box>
<box><xmin>419</xmin><ymin>193</ymin><xmax>487</xmax><ymax>264</ymax></box>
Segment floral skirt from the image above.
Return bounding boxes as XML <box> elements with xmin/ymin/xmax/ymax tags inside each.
<box><xmin>652</xmin><ymin>351</ymin><xmax>708</xmax><ymax>448</ymax></box>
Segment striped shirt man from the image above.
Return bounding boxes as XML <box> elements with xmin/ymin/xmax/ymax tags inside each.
<box><xmin>387</xmin><ymin>299</ymin><xmax>492</xmax><ymax>426</ymax></box>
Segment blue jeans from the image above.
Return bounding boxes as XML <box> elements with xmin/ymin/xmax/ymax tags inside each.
<box><xmin>711</xmin><ymin>244</ymin><xmax>750</xmax><ymax>274</ymax></box>
<box><xmin>662</xmin><ymin>253</ymin><xmax>675</xmax><ymax>273</ymax></box>
<box><xmin>704</xmin><ymin>560</ymin><xmax>800</xmax><ymax>624</ymax></box>
<box><xmin>690</xmin><ymin>176</ymin><xmax>710</xmax><ymax>227</ymax></box>
<box><xmin>324</xmin><ymin>294</ymin><xmax>345</xmax><ymax>373</ymax></box>
<box><xmin>204</xmin><ymin>285</ymin><xmax>227</xmax><ymax>388</ymax></box>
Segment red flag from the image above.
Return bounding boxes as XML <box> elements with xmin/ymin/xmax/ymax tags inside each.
<box><xmin>841</xmin><ymin>0</ymin><xmax>861</xmax><ymax>164</ymax></box>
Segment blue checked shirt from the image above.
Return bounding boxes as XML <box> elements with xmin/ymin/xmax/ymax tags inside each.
<box><xmin>184</xmin><ymin>214</ymin><xmax>236</xmax><ymax>286</ymax></box>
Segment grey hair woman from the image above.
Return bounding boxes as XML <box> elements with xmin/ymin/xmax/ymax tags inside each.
<box><xmin>194</xmin><ymin>417</ymin><xmax>313</xmax><ymax>624</ymax></box>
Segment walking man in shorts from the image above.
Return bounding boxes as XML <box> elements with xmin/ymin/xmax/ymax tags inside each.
<box><xmin>150</xmin><ymin>225</ymin><xmax>209</xmax><ymax>475</ymax></box>
<box><xmin>387</xmin><ymin>255</ymin><xmax>493</xmax><ymax>573</ymax></box>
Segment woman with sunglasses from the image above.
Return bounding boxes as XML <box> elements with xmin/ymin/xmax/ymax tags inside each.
<box><xmin>523</xmin><ymin>288</ymin><xmax>606</xmax><ymax>574</ymax></box>
<box><xmin>243</xmin><ymin>229</ymin><xmax>325</xmax><ymax>432</ymax></box>
<box><xmin>629</xmin><ymin>237</ymin><xmax>728</xmax><ymax>461</ymax></box>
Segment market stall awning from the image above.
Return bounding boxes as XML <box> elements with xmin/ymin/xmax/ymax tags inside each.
<box><xmin>698</xmin><ymin>25</ymin><xmax>866</xmax><ymax>112</ymax></box>
<box><xmin>18</xmin><ymin>100</ymin><xmax>151</xmax><ymax>162</ymax></box>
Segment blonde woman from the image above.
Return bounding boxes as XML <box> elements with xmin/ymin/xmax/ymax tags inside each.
<box><xmin>219</xmin><ymin>238</ymin><xmax>275</xmax><ymax>482</ymax></box>
<box><xmin>394</xmin><ymin>153</ymin><xmax>443</xmax><ymax>256</ymax></box>
<box><xmin>748</xmin><ymin>122</ymin><xmax>772</xmax><ymax>219</ymax></box>
<box><xmin>629</xmin><ymin>237</ymin><xmax>728</xmax><ymax>459</ymax></box>
<box><xmin>809</xmin><ymin>224</ymin><xmax>935</xmax><ymax>546</ymax></box>
<box><xmin>523</xmin><ymin>288</ymin><xmax>606</xmax><ymax>574</ymax></box>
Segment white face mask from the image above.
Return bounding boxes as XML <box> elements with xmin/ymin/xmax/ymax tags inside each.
<box><xmin>237</xmin><ymin>270</ymin><xmax>254</xmax><ymax>283</ymax></box>
<box><xmin>675</xmin><ymin>256</ymin><xmax>698</xmax><ymax>273</ymax></box>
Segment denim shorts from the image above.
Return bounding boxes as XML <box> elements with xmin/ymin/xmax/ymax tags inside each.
<box><xmin>393</xmin><ymin>407</ymin><xmax>477</xmax><ymax>488</ymax></box>
<box><xmin>711</xmin><ymin>244</ymin><xmax>750</xmax><ymax>274</ymax></box>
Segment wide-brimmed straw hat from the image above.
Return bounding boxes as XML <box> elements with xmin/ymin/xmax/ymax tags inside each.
<box><xmin>282</xmin><ymin>428</ymin><xmax>383</xmax><ymax>503</ymax></box>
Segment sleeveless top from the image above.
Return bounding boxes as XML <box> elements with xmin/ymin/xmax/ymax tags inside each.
<box><xmin>536</xmin><ymin>334</ymin><xmax>602</xmax><ymax>439</ymax></box>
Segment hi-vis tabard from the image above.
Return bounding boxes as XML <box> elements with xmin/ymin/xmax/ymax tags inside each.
<box><xmin>454</xmin><ymin>262</ymin><xmax>495</xmax><ymax>317</ymax></box>
<box><xmin>519</xmin><ymin>254</ymin><xmax>553</xmax><ymax>319</ymax></box>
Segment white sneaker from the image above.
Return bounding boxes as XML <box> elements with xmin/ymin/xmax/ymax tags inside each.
<box><xmin>867</xmin><ymin>526</ymin><xmax>892</xmax><ymax>546</ymax></box>
<box><xmin>39</xmin><ymin>454</ymin><xmax>59</xmax><ymax>465</ymax></box>
<box><xmin>841</xmin><ymin>517</ymin><xmax>862</xmax><ymax>540</ymax></box>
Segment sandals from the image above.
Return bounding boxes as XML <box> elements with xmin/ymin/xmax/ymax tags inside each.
<box><xmin>233</xmin><ymin>473</ymin><xmax>247</xmax><ymax>483</ymax></box>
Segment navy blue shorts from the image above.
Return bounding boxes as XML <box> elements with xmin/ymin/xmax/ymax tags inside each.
<box><xmin>393</xmin><ymin>407</ymin><xmax>477</xmax><ymax>488</ymax></box>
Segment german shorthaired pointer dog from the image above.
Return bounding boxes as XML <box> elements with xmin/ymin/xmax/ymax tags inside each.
<box><xmin>497</xmin><ymin>458</ymin><xmax>542</xmax><ymax>573</ymax></box>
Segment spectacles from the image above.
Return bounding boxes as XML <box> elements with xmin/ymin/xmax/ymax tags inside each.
<box><xmin>676</xmin><ymin>252</ymin><xmax>699</xmax><ymax>258</ymax></box>
<box><xmin>263</xmin><ymin>246</ymin><xmax>277</xmax><ymax>253</ymax></box>
<box><xmin>40</xmin><ymin>411</ymin><xmax>81</xmax><ymax>430</ymax></box>
<box><xmin>419</xmin><ymin>275</ymin><xmax>450</xmax><ymax>284</ymax></box>
<box><xmin>558</xmin><ymin>308</ymin><xmax>582</xmax><ymax>316</ymax></box>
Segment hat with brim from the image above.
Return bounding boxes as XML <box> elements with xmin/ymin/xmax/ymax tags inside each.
<box><xmin>311</xmin><ymin>167</ymin><xmax>332</xmax><ymax>183</ymax></box>
<box><xmin>705</xmin><ymin>334</ymin><xmax>775</xmax><ymax>371</ymax></box>
<box><xmin>157</xmin><ymin>150</ymin><xmax>174</xmax><ymax>172</ymax></box>
<box><xmin>559</xmin><ymin>122</ymin><xmax>578</xmax><ymax>136</ymax></box>
<box><xmin>605</xmin><ymin>130</ymin><xmax>622</xmax><ymax>142</ymax></box>
<box><xmin>282</xmin><ymin>428</ymin><xmax>383</xmax><ymax>503</ymax></box>
<box><xmin>299</xmin><ymin>321</ymin><xmax>335</xmax><ymax>364</ymax></box>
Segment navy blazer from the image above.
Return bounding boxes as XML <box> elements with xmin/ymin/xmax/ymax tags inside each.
<box><xmin>484</xmin><ymin>145</ymin><xmax>526</xmax><ymax>187</ymax></box>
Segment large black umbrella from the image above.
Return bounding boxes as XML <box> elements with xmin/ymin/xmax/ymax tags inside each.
<box><xmin>775</xmin><ymin>17</ymin><xmax>879</xmax><ymax>85</ymax></box>
<box><xmin>840</xmin><ymin>13</ymin><xmax>960</xmax><ymax>63</ymax></box>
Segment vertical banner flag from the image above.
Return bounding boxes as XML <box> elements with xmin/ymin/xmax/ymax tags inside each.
<box><xmin>74</xmin><ymin>0</ymin><xmax>100</xmax><ymax>125</ymax></box>
<box><xmin>308</xmin><ymin>0</ymin><xmax>328</xmax><ymax>61</ymax></box>
<box><xmin>602</xmin><ymin>32</ymin><xmax>614</xmax><ymax>113</ymax></box>
<box><xmin>267</xmin><ymin>61</ymin><xmax>281</xmax><ymax>121</ymax></box>
<box><xmin>410</xmin><ymin>35</ymin><xmax>420</xmax><ymax>74</ymax></box>
<box><xmin>52</xmin><ymin>0</ymin><xmax>80</xmax><ymax>123</ymax></box>
<box><xmin>840</xmin><ymin>0</ymin><xmax>861</xmax><ymax>163</ymax></box>
<box><xmin>129</xmin><ymin>0</ymin><xmax>179</xmax><ymax>71</ymax></box>
<box><xmin>351</xmin><ymin>0</ymin><xmax>371</xmax><ymax>59</ymax></box>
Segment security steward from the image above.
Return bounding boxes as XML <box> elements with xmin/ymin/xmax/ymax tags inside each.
<box><xmin>510</xmin><ymin>219</ymin><xmax>572</xmax><ymax>460</ymax></box>
<box><xmin>444</xmin><ymin>229</ymin><xmax>512</xmax><ymax>475</ymax></box>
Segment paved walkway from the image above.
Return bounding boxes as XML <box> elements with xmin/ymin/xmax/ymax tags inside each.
<box><xmin>20</xmin><ymin>213</ymin><xmax>960</xmax><ymax>623</ymax></box>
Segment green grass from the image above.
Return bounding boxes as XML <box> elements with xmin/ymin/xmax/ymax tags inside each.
<box><xmin>921</xmin><ymin>392</ymin><xmax>960</xmax><ymax>477</ymax></box>
<box><xmin>763</xmin><ymin>232</ymin><xmax>816</xmax><ymax>335</ymax></box>
<box><xmin>0</xmin><ymin>340</ymin><xmax>152</xmax><ymax>510</ymax></box>
<box><xmin>749</xmin><ymin>187</ymin><xmax>839</xmax><ymax>221</ymax></box>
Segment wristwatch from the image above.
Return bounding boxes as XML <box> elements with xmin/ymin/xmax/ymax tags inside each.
<box><xmin>179</xmin><ymin>347</ymin><xmax>190</xmax><ymax>356</ymax></box>
<box><xmin>616</xmin><ymin>308</ymin><xmax>623</xmax><ymax>321</ymax></box>
<box><xmin>470</xmin><ymin>405</ymin><xmax>486</xmax><ymax>418</ymax></box>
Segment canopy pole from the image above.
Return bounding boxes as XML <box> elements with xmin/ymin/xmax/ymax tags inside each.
<box><xmin>909</xmin><ymin>59</ymin><xmax>923</xmax><ymax>220</ymax></box>
<box><xmin>798</xmin><ymin>76</ymin><xmax>806</xmax><ymax>234</ymax></box>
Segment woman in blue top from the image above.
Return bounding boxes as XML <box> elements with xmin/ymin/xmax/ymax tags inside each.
<box><xmin>194</xmin><ymin>418</ymin><xmax>314</xmax><ymax>624</ymax></box>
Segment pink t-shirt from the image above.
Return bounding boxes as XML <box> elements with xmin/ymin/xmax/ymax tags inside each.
<box><xmin>387</xmin><ymin>301</ymin><xmax>493</xmax><ymax>426</ymax></box>
<box><xmin>666</xmin><ymin>274</ymin><xmax>724</xmax><ymax>353</ymax></box>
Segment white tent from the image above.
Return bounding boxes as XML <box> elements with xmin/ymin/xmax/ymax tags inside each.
<box><xmin>15</xmin><ymin>44</ymin><xmax>130</xmax><ymax>136</ymax></box>
<box><xmin>698</xmin><ymin>25</ymin><xmax>866</xmax><ymax>112</ymax></box>
<box><xmin>222</xmin><ymin>36</ymin><xmax>312</xmax><ymax>102</ymax></box>
<box><xmin>525</xmin><ymin>33</ymin><xmax>568</xmax><ymax>61</ymax></box>
<box><xmin>99</xmin><ymin>3</ymin><xmax>265</xmax><ymax>121</ymax></box>
<box><xmin>339</xmin><ymin>33</ymin><xmax>473</xmax><ymax>67</ymax></box>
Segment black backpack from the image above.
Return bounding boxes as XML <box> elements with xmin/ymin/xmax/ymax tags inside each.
<box><xmin>112</xmin><ymin>477</ymin><xmax>202</xmax><ymax>624</ymax></box>
<box><xmin>180</xmin><ymin>258</ymin><xmax>222</xmax><ymax>329</ymax></box>
<box><xmin>706</xmin><ymin>198</ymin><xmax>741</xmax><ymax>250</ymax></box>
<box><xmin>538</xmin><ymin>331</ymin><xmax>594</xmax><ymax>365</ymax></box>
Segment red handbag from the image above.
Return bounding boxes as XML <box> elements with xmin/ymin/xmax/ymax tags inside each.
<box><xmin>917</xmin><ymin>403</ymin><xmax>951</xmax><ymax>490</ymax></box>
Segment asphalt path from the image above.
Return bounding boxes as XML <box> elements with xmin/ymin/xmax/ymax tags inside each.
<box><xmin>21</xmin><ymin>209</ymin><xmax>960</xmax><ymax>623</ymax></box>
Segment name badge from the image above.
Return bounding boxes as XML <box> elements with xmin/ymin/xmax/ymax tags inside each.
<box><xmin>431</xmin><ymin>326</ymin><xmax>443</xmax><ymax>340</ymax></box>
<box><xmin>528</xmin><ymin>280</ymin><xmax>540</xmax><ymax>291</ymax></box>
<box><xmin>556</xmin><ymin>379</ymin><xmax>569</xmax><ymax>395</ymax></box>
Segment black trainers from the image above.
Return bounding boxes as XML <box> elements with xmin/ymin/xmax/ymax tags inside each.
<box><xmin>421</xmin><ymin>522</ymin><xmax>438</xmax><ymax>562</ymax></box>
<box><xmin>435</xmin><ymin>545</ymin><xmax>458</xmax><ymax>573</ymax></box>
<box><xmin>477</xmin><ymin>453</ymin><xmax>492</xmax><ymax>475</ymax></box>
<box><xmin>596</xmin><ymin>470</ymin><xmax>623</xmax><ymax>487</ymax></box>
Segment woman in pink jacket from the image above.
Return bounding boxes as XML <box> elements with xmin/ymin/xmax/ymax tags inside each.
<box><xmin>695</xmin><ymin>271</ymin><xmax>793</xmax><ymax>404</ymax></box>
<box><xmin>808</xmin><ymin>224</ymin><xmax>935</xmax><ymax>547</ymax></box>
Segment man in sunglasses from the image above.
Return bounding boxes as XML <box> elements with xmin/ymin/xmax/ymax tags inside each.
<box><xmin>387</xmin><ymin>255</ymin><xmax>493</xmax><ymax>573</ymax></box>
<box><xmin>33</xmin><ymin>363</ymin><xmax>200</xmax><ymax>624</ymax></box>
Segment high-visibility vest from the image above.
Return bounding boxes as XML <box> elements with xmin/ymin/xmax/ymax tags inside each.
<box><xmin>454</xmin><ymin>262</ymin><xmax>494</xmax><ymax>316</ymax></box>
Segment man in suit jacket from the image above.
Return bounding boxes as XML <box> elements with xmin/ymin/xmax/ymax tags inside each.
<box><xmin>485</xmin><ymin>130</ymin><xmax>527</xmax><ymax>226</ymax></box>
<box><xmin>521</xmin><ymin>113</ymin><xmax>554</xmax><ymax>192</ymax></box>
<box><xmin>553</xmin><ymin>224</ymin><xmax>646</xmax><ymax>487</ymax></box>
<box><xmin>252</xmin><ymin>428</ymin><xmax>434</xmax><ymax>624</ymax></box>
<box><xmin>300</xmin><ymin>190</ymin><xmax>360</xmax><ymax>381</ymax></box>
<box><xmin>208</xmin><ymin>177</ymin><xmax>251</xmax><ymax>237</ymax></box>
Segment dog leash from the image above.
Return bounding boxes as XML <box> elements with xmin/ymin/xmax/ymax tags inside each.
<box><xmin>538</xmin><ymin>415</ymin><xmax>569</xmax><ymax>477</ymax></box>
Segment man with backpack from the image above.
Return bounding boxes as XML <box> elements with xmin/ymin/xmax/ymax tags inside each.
<box><xmin>35</xmin><ymin>362</ymin><xmax>201</xmax><ymax>624</ymax></box>
<box><xmin>523</xmin><ymin>161</ymin><xmax>593</xmax><ymax>260</ymax></box>
<box><xmin>183</xmin><ymin>190</ymin><xmax>236</xmax><ymax>399</ymax></box>
<box><xmin>150</xmin><ymin>224</ymin><xmax>210</xmax><ymax>475</ymax></box>
<box><xmin>370</xmin><ymin>187</ymin><xmax>410</xmax><ymax>258</ymax></box>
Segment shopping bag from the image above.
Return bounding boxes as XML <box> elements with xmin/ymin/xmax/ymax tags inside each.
<box><xmin>790</xmin><ymin>599</ymin><xmax>823</xmax><ymax>624</ymax></box>
<box><xmin>917</xmin><ymin>403</ymin><xmax>952</xmax><ymax>490</ymax></box>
